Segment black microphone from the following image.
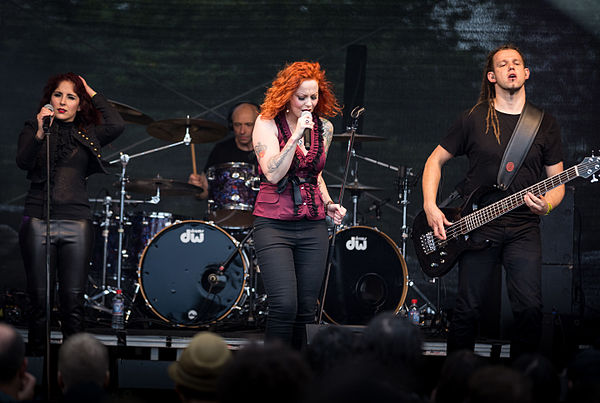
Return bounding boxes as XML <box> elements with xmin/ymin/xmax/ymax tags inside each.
<box><xmin>301</xmin><ymin>110</ymin><xmax>311</xmax><ymax>148</ymax></box>
<box><xmin>42</xmin><ymin>104</ymin><xmax>54</xmax><ymax>133</ymax></box>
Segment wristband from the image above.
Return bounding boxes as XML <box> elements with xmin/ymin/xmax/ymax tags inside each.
<box><xmin>325</xmin><ymin>200</ymin><xmax>334</xmax><ymax>211</ymax></box>
<box><xmin>545</xmin><ymin>202</ymin><xmax>553</xmax><ymax>215</ymax></box>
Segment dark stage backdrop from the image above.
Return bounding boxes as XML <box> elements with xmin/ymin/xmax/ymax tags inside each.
<box><xmin>1</xmin><ymin>0</ymin><xmax>599</xmax><ymax>320</ymax></box>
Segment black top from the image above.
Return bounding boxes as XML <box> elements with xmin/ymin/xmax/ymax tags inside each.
<box><xmin>16</xmin><ymin>93</ymin><xmax>125</xmax><ymax>220</ymax></box>
<box><xmin>203</xmin><ymin>136</ymin><xmax>256</xmax><ymax>171</ymax></box>
<box><xmin>440</xmin><ymin>102</ymin><xmax>563</xmax><ymax>223</ymax></box>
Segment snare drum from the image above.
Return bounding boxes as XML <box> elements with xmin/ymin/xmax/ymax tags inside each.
<box><xmin>138</xmin><ymin>220</ymin><xmax>248</xmax><ymax>326</ymax></box>
<box><xmin>322</xmin><ymin>226</ymin><xmax>408</xmax><ymax>325</ymax></box>
<box><xmin>206</xmin><ymin>162</ymin><xmax>259</xmax><ymax>230</ymax></box>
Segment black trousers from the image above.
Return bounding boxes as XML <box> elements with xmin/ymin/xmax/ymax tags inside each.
<box><xmin>19</xmin><ymin>217</ymin><xmax>93</xmax><ymax>352</ymax></box>
<box><xmin>447</xmin><ymin>220</ymin><xmax>543</xmax><ymax>358</ymax></box>
<box><xmin>253</xmin><ymin>216</ymin><xmax>329</xmax><ymax>349</ymax></box>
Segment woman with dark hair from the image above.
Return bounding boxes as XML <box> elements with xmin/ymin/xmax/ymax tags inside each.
<box><xmin>17</xmin><ymin>73</ymin><xmax>124</xmax><ymax>351</ymax></box>
<box><xmin>252</xmin><ymin>61</ymin><xmax>346</xmax><ymax>348</ymax></box>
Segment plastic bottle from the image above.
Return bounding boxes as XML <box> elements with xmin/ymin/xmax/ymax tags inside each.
<box><xmin>408</xmin><ymin>298</ymin><xmax>420</xmax><ymax>326</ymax></box>
<box><xmin>111</xmin><ymin>289</ymin><xmax>124</xmax><ymax>330</ymax></box>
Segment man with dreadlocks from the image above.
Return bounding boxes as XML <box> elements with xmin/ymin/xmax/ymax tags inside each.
<box><xmin>421</xmin><ymin>44</ymin><xmax>565</xmax><ymax>358</ymax></box>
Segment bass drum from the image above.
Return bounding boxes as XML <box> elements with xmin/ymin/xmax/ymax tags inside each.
<box><xmin>323</xmin><ymin>226</ymin><xmax>408</xmax><ymax>325</ymax></box>
<box><xmin>138</xmin><ymin>220</ymin><xmax>248</xmax><ymax>327</ymax></box>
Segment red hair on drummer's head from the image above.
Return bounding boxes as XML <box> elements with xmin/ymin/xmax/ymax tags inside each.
<box><xmin>260</xmin><ymin>61</ymin><xmax>342</xmax><ymax>120</ymax></box>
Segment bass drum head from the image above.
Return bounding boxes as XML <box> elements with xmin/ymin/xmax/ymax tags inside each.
<box><xmin>323</xmin><ymin>226</ymin><xmax>408</xmax><ymax>325</ymax></box>
<box><xmin>138</xmin><ymin>220</ymin><xmax>247</xmax><ymax>327</ymax></box>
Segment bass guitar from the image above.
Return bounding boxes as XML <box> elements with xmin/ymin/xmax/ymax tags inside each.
<box><xmin>412</xmin><ymin>155</ymin><xmax>600</xmax><ymax>278</ymax></box>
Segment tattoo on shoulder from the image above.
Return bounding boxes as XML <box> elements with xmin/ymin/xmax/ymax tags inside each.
<box><xmin>254</xmin><ymin>143</ymin><xmax>267</xmax><ymax>160</ymax></box>
<box><xmin>323</xmin><ymin>120</ymin><xmax>333</xmax><ymax>150</ymax></box>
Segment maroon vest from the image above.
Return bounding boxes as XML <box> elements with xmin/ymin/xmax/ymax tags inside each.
<box><xmin>253</xmin><ymin>112</ymin><xmax>327</xmax><ymax>221</ymax></box>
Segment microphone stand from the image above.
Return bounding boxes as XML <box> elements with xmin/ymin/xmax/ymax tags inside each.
<box><xmin>317</xmin><ymin>106</ymin><xmax>364</xmax><ymax>323</ymax></box>
<box><xmin>43</xmin><ymin>122</ymin><xmax>52</xmax><ymax>401</ymax></box>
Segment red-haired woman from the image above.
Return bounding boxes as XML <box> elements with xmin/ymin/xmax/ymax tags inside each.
<box><xmin>252</xmin><ymin>62</ymin><xmax>346</xmax><ymax>348</ymax></box>
<box><xmin>17</xmin><ymin>73</ymin><xmax>124</xmax><ymax>351</ymax></box>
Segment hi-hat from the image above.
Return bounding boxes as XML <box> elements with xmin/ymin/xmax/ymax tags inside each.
<box><xmin>332</xmin><ymin>132</ymin><xmax>386</xmax><ymax>142</ymax></box>
<box><xmin>124</xmin><ymin>177</ymin><xmax>201</xmax><ymax>196</ymax></box>
<box><xmin>329</xmin><ymin>181</ymin><xmax>383</xmax><ymax>192</ymax></box>
<box><xmin>107</xmin><ymin>99</ymin><xmax>154</xmax><ymax>125</ymax></box>
<box><xmin>147</xmin><ymin>118</ymin><xmax>227</xmax><ymax>144</ymax></box>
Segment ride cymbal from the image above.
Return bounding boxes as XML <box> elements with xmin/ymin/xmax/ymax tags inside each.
<box><xmin>332</xmin><ymin>132</ymin><xmax>386</xmax><ymax>142</ymax></box>
<box><xmin>147</xmin><ymin>118</ymin><xmax>227</xmax><ymax>144</ymax></box>
<box><xmin>328</xmin><ymin>181</ymin><xmax>384</xmax><ymax>192</ymax></box>
<box><xmin>107</xmin><ymin>99</ymin><xmax>154</xmax><ymax>125</ymax></box>
<box><xmin>124</xmin><ymin>177</ymin><xmax>201</xmax><ymax>196</ymax></box>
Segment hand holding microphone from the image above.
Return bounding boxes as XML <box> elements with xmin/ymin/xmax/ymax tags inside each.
<box><xmin>300</xmin><ymin>110</ymin><xmax>312</xmax><ymax>148</ymax></box>
<box><xmin>36</xmin><ymin>104</ymin><xmax>54</xmax><ymax>139</ymax></box>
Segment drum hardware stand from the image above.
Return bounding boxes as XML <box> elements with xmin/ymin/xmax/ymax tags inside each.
<box><xmin>318</xmin><ymin>106</ymin><xmax>365</xmax><ymax>323</ymax></box>
<box><xmin>104</xmin><ymin>117</ymin><xmax>193</xmax><ymax>328</ymax></box>
<box><xmin>208</xmin><ymin>228</ymin><xmax>260</xmax><ymax>323</ymax></box>
<box><xmin>351</xmin><ymin>152</ymin><xmax>440</xmax><ymax>316</ymax></box>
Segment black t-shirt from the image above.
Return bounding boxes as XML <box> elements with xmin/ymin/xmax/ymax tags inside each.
<box><xmin>203</xmin><ymin>137</ymin><xmax>256</xmax><ymax>171</ymax></box>
<box><xmin>440</xmin><ymin>102</ymin><xmax>563</xmax><ymax>224</ymax></box>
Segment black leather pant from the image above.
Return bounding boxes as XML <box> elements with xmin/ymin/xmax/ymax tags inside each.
<box><xmin>19</xmin><ymin>217</ymin><xmax>93</xmax><ymax>351</ymax></box>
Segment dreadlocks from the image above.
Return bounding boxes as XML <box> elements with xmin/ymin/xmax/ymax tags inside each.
<box><xmin>470</xmin><ymin>44</ymin><xmax>526</xmax><ymax>144</ymax></box>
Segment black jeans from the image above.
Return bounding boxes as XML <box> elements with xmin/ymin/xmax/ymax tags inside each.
<box><xmin>253</xmin><ymin>216</ymin><xmax>329</xmax><ymax>349</ymax></box>
<box><xmin>447</xmin><ymin>220</ymin><xmax>543</xmax><ymax>358</ymax></box>
<box><xmin>19</xmin><ymin>217</ymin><xmax>93</xmax><ymax>352</ymax></box>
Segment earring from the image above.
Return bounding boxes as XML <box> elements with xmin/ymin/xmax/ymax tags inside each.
<box><xmin>286</xmin><ymin>108</ymin><xmax>290</xmax><ymax>113</ymax></box>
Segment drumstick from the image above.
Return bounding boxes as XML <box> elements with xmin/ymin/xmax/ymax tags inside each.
<box><xmin>191</xmin><ymin>143</ymin><xmax>197</xmax><ymax>175</ymax></box>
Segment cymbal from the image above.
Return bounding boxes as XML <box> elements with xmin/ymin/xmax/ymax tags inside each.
<box><xmin>124</xmin><ymin>177</ymin><xmax>201</xmax><ymax>196</ymax></box>
<box><xmin>107</xmin><ymin>99</ymin><xmax>154</xmax><ymax>125</ymax></box>
<box><xmin>147</xmin><ymin>118</ymin><xmax>227</xmax><ymax>144</ymax></box>
<box><xmin>332</xmin><ymin>132</ymin><xmax>386</xmax><ymax>142</ymax></box>
<box><xmin>329</xmin><ymin>181</ymin><xmax>384</xmax><ymax>192</ymax></box>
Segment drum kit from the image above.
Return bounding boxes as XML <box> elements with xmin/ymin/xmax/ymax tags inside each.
<box><xmin>85</xmin><ymin>102</ymin><xmax>439</xmax><ymax>331</ymax></box>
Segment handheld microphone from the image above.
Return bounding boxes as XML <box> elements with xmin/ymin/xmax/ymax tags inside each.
<box><xmin>42</xmin><ymin>104</ymin><xmax>54</xmax><ymax>133</ymax></box>
<box><xmin>301</xmin><ymin>110</ymin><xmax>311</xmax><ymax>148</ymax></box>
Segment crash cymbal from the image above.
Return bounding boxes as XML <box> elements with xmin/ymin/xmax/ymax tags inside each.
<box><xmin>332</xmin><ymin>132</ymin><xmax>386</xmax><ymax>142</ymax></box>
<box><xmin>124</xmin><ymin>177</ymin><xmax>201</xmax><ymax>196</ymax></box>
<box><xmin>147</xmin><ymin>118</ymin><xmax>227</xmax><ymax>144</ymax></box>
<box><xmin>328</xmin><ymin>181</ymin><xmax>384</xmax><ymax>192</ymax></box>
<box><xmin>107</xmin><ymin>99</ymin><xmax>154</xmax><ymax>125</ymax></box>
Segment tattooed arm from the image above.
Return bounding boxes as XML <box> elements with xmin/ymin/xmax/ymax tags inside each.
<box><xmin>317</xmin><ymin>119</ymin><xmax>347</xmax><ymax>224</ymax></box>
<box><xmin>252</xmin><ymin>114</ymin><xmax>309</xmax><ymax>184</ymax></box>
<box><xmin>321</xmin><ymin>118</ymin><xmax>334</xmax><ymax>154</ymax></box>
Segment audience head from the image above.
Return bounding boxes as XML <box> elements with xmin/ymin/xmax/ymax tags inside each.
<box><xmin>467</xmin><ymin>365</ymin><xmax>532</xmax><ymax>403</ymax></box>
<box><xmin>0</xmin><ymin>323</ymin><xmax>26</xmax><ymax>392</ymax></box>
<box><xmin>168</xmin><ymin>331</ymin><xmax>232</xmax><ymax>402</ymax></box>
<box><xmin>432</xmin><ymin>349</ymin><xmax>487</xmax><ymax>403</ymax></box>
<box><xmin>512</xmin><ymin>353</ymin><xmax>560</xmax><ymax>403</ymax></box>
<box><xmin>305</xmin><ymin>357</ymin><xmax>423</xmax><ymax>403</ymax></box>
<box><xmin>566</xmin><ymin>348</ymin><xmax>600</xmax><ymax>403</ymax></box>
<box><xmin>305</xmin><ymin>325</ymin><xmax>362</xmax><ymax>374</ymax></box>
<box><xmin>58</xmin><ymin>332</ymin><xmax>109</xmax><ymax>392</ymax></box>
<box><xmin>217</xmin><ymin>342</ymin><xmax>312</xmax><ymax>403</ymax></box>
<box><xmin>363</xmin><ymin>312</ymin><xmax>423</xmax><ymax>370</ymax></box>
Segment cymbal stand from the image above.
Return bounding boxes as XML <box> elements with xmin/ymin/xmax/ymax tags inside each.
<box><xmin>351</xmin><ymin>152</ymin><xmax>438</xmax><ymax>314</ymax></box>
<box><xmin>106</xmin><ymin>117</ymin><xmax>193</xmax><ymax>325</ymax></box>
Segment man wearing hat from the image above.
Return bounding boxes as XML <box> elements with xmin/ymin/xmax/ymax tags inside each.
<box><xmin>168</xmin><ymin>332</ymin><xmax>232</xmax><ymax>403</ymax></box>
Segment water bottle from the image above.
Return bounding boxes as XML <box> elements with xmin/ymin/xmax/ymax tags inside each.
<box><xmin>111</xmin><ymin>289</ymin><xmax>124</xmax><ymax>330</ymax></box>
<box><xmin>408</xmin><ymin>298</ymin><xmax>420</xmax><ymax>326</ymax></box>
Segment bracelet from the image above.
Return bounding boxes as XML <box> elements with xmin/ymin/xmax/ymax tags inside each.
<box><xmin>545</xmin><ymin>202</ymin><xmax>553</xmax><ymax>215</ymax></box>
<box><xmin>325</xmin><ymin>200</ymin><xmax>334</xmax><ymax>210</ymax></box>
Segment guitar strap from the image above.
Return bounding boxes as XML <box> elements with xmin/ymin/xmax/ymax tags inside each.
<box><xmin>496</xmin><ymin>102</ymin><xmax>544</xmax><ymax>191</ymax></box>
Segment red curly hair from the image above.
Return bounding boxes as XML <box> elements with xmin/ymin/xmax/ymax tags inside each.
<box><xmin>260</xmin><ymin>61</ymin><xmax>342</xmax><ymax>120</ymax></box>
